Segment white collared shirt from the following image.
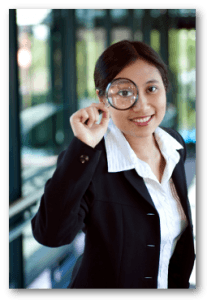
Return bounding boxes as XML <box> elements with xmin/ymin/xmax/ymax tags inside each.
<box><xmin>104</xmin><ymin>119</ymin><xmax>188</xmax><ymax>289</ymax></box>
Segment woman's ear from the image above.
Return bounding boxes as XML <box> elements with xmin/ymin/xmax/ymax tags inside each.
<box><xmin>96</xmin><ymin>89</ymin><xmax>111</xmax><ymax>118</ymax></box>
<box><xmin>96</xmin><ymin>89</ymin><xmax>110</xmax><ymax>110</ymax></box>
<box><xmin>96</xmin><ymin>89</ymin><xmax>105</xmax><ymax>104</ymax></box>
<box><xmin>95</xmin><ymin>89</ymin><xmax>100</xmax><ymax>97</ymax></box>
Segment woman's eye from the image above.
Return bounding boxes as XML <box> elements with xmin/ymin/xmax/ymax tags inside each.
<box><xmin>148</xmin><ymin>86</ymin><xmax>157</xmax><ymax>93</ymax></box>
<box><xmin>118</xmin><ymin>90</ymin><xmax>133</xmax><ymax>97</ymax></box>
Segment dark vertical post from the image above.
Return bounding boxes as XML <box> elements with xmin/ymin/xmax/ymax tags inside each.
<box><xmin>61</xmin><ymin>9</ymin><xmax>78</xmax><ymax>147</ymax></box>
<box><xmin>159</xmin><ymin>10</ymin><xmax>173</xmax><ymax>106</ymax></box>
<box><xmin>9</xmin><ymin>236</ymin><xmax>24</xmax><ymax>288</ymax></box>
<box><xmin>128</xmin><ymin>9</ymin><xmax>135</xmax><ymax>40</ymax></box>
<box><xmin>160</xmin><ymin>10</ymin><xmax>169</xmax><ymax>66</ymax></box>
<box><xmin>142</xmin><ymin>9</ymin><xmax>151</xmax><ymax>45</ymax></box>
<box><xmin>105</xmin><ymin>9</ymin><xmax>111</xmax><ymax>47</ymax></box>
<box><xmin>9</xmin><ymin>9</ymin><xmax>22</xmax><ymax>204</ymax></box>
<box><xmin>9</xmin><ymin>9</ymin><xmax>24</xmax><ymax>288</ymax></box>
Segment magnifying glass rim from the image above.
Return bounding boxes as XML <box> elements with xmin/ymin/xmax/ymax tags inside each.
<box><xmin>105</xmin><ymin>77</ymin><xmax>139</xmax><ymax>111</ymax></box>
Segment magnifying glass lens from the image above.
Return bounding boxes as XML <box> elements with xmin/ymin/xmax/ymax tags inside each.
<box><xmin>107</xmin><ymin>79</ymin><xmax>138</xmax><ymax>110</ymax></box>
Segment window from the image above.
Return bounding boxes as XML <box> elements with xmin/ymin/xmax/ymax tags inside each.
<box><xmin>17</xmin><ymin>9</ymin><xmax>58</xmax><ymax>199</ymax></box>
<box><xmin>75</xmin><ymin>9</ymin><xmax>107</xmax><ymax>109</ymax></box>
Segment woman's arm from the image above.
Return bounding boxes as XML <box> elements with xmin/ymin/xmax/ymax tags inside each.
<box><xmin>31</xmin><ymin>137</ymin><xmax>102</xmax><ymax>247</ymax></box>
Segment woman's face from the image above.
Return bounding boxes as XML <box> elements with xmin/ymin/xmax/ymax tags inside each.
<box><xmin>102</xmin><ymin>59</ymin><xmax>166</xmax><ymax>141</ymax></box>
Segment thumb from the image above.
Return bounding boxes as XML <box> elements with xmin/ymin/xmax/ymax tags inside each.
<box><xmin>99</xmin><ymin>109</ymin><xmax>110</xmax><ymax>128</ymax></box>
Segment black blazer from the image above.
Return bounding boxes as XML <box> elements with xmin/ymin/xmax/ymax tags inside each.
<box><xmin>31</xmin><ymin>127</ymin><xmax>195</xmax><ymax>288</ymax></box>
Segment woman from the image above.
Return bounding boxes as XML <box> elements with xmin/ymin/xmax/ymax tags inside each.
<box><xmin>32</xmin><ymin>40</ymin><xmax>195</xmax><ymax>289</ymax></box>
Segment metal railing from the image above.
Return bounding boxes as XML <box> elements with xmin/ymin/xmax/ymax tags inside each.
<box><xmin>9</xmin><ymin>188</ymin><xmax>44</xmax><ymax>220</ymax></box>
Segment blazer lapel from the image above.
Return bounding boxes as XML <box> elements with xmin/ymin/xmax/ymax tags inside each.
<box><xmin>123</xmin><ymin>169</ymin><xmax>156</xmax><ymax>209</ymax></box>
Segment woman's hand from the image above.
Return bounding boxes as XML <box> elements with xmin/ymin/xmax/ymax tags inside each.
<box><xmin>70</xmin><ymin>102</ymin><xmax>110</xmax><ymax>148</ymax></box>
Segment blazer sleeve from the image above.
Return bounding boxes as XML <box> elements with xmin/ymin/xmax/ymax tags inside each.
<box><xmin>31</xmin><ymin>137</ymin><xmax>102</xmax><ymax>247</ymax></box>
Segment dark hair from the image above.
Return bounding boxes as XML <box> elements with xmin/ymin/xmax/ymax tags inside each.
<box><xmin>94</xmin><ymin>40</ymin><xmax>170</xmax><ymax>96</ymax></box>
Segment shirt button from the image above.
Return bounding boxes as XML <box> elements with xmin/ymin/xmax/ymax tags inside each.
<box><xmin>79</xmin><ymin>155</ymin><xmax>89</xmax><ymax>164</ymax></box>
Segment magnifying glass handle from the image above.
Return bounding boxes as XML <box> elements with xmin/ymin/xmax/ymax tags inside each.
<box><xmin>84</xmin><ymin>109</ymin><xmax>102</xmax><ymax>125</ymax></box>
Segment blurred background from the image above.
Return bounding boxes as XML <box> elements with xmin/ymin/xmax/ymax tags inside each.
<box><xmin>9</xmin><ymin>9</ymin><xmax>196</xmax><ymax>289</ymax></box>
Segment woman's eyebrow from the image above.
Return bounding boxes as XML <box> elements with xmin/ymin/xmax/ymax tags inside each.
<box><xmin>146</xmin><ymin>79</ymin><xmax>160</xmax><ymax>84</ymax></box>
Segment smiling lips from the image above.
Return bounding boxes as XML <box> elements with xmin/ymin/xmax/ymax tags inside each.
<box><xmin>131</xmin><ymin>115</ymin><xmax>154</xmax><ymax>125</ymax></box>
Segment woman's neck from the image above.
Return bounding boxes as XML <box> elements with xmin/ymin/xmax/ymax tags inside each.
<box><xmin>123</xmin><ymin>132</ymin><xmax>160</xmax><ymax>163</ymax></box>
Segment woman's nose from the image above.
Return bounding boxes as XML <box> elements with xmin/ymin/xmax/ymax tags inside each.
<box><xmin>131</xmin><ymin>93</ymin><xmax>149</xmax><ymax>111</ymax></box>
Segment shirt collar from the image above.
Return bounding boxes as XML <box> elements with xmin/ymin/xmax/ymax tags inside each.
<box><xmin>104</xmin><ymin>119</ymin><xmax>183</xmax><ymax>176</ymax></box>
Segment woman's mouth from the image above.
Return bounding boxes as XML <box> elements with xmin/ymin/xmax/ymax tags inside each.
<box><xmin>131</xmin><ymin>115</ymin><xmax>154</xmax><ymax>126</ymax></box>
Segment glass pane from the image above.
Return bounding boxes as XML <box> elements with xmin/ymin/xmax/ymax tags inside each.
<box><xmin>110</xmin><ymin>9</ymin><xmax>132</xmax><ymax>44</ymax></box>
<box><xmin>150</xmin><ymin>29</ymin><xmax>160</xmax><ymax>54</ymax></box>
<box><xmin>168</xmin><ymin>28</ymin><xmax>196</xmax><ymax>288</ymax></box>
<box><xmin>75</xmin><ymin>9</ymin><xmax>107</xmax><ymax>109</ymax></box>
<box><xmin>168</xmin><ymin>28</ymin><xmax>196</xmax><ymax>141</ymax></box>
<box><xmin>133</xmin><ymin>10</ymin><xmax>144</xmax><ymax>41</ymax></box>
<box><xmin>16</xmin><ymin>9</ymin><xmax>64</xmax><ymax>288</ymax></box>
<box><xmin>17</xmin><ymin>9</ymin><xmax>59</xmax><ymax>199</ymax></box>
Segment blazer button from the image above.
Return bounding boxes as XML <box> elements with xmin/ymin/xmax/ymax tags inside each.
<box><xmin>80</xmin><ymin>155</ymin><xmax>89</xmax><ymax>164</ymax></box>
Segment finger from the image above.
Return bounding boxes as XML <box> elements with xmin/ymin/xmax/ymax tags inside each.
<box><xmin>99</xmin><ymin>107</ymin><xmax>110</xmax><ymax>127</ymax></box>
<box><xmin>85</xmin><ymin>107</ymin><xmax>97</xmax><ymax>127</ymax></box>
<box><xmin>93</xmin><ymin>107</ymin><xmax>101</xmax><ymax>123</ymax></box>
<box><xmin>73</xmin><ymin>108</ymin><xmax>89</xmax><ymax>124</ymax></box>
<box><xmin>88</xmin><ymin>104</ymin><xmax>100</xmax><ymax>121</ymax></box>
<box><xmin>90</xmin><ymin>103</ymin><xmax>110</xmax><ymax>127</ymax></box>
<box><xmin>91</xmin><ymin>102</ymin><xmax>109</xmax><ymax>115</ymax></box>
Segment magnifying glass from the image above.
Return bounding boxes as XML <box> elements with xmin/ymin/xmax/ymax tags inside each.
<box><xmin>105</xmin><ymin>78</ymin><xmax>138</xmax><ymax>110</ymax></box>
<box><xmin>85</xmin><ymin>78</ymin><xmax>138</xmax><ymax>124</ymax></box>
